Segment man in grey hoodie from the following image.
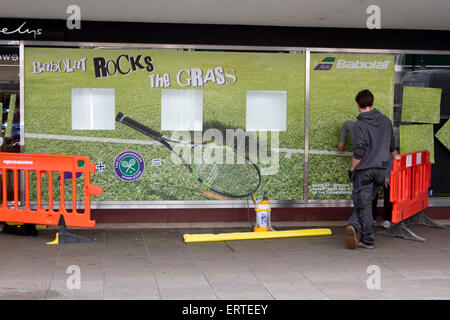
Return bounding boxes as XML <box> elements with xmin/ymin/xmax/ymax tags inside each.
<box><xmin>339</xmin><ymin>120</ymin><xmax>394</xmax><ymax>228</ymax></box>
<box><xmin>345</xmin><ymin>89</ymin><xmax>400</xmax><ymax>249</ymax></box>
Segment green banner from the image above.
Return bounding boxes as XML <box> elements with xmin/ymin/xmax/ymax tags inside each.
<box><xmin>309</xmin><ymin>53</ymin><xmax>395</xmax><ymax>199</ymax></box>
<box><xmin>24</xmin><ymin>47</ymin><xmax>305</xmax><ymax>201</ymax></box>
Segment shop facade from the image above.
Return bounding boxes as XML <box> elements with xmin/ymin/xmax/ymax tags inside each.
<box><xmin>1</xmin><ymin>18</ymin><xmax>449</xmax><ymax>222</ymax></box>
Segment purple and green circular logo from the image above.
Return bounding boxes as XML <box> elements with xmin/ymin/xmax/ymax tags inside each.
<box><xmin>114</xmin><ymin>151</ymin><xmax>145</xmax><ymax>181</ymax></box>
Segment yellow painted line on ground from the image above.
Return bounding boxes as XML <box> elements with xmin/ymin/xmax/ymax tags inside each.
<box><xmin>183</xmin><ymin>228</ymin><xmax>332</xmax><ymax>243</ymax></box>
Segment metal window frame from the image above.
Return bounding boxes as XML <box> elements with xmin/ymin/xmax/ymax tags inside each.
<box><xmin>6</xmin><ymin>39</ymin><xmax>450</xmax><ymax>209</ymax></box>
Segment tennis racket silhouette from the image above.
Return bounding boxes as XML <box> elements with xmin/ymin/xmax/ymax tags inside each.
<box><xmin>115</xmin><ymin>112</ymin><xmax>261</xmax><ymax>199</ymax></box>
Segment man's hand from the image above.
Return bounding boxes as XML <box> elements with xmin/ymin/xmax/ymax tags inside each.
<box><xmin>338</xmin><ymin>141</ymin><xmax>345</xmax><ymax>153</ymax></box>
<box><xmin>348</xmin><ymin>169</ymin><xmax>356</xmax><ymax>182</ymax></box>
<box><xmin>350</xmin><ymin>157</ymin><xmax>361</xmax><ymax>172</ymax></box>
<box><xmin>391</xmin><ymin>150</ymin><xmax>401</xmax><ymax>161</ymax></box>
<box><xmin>385</xmin><ymin>177</ymin><xmax>390</xmax><ymax>188</ymax></box>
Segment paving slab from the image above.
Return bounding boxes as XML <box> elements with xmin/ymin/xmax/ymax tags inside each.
<box><xmin>1</xmin><ymin>224</ymin><xmax>450</xmax><ymax>299</ymax></box>
<box><xmin>0</xmin><ymin>280</ymin><xmax>49</xmax><ymax>300</ymax></box>
<box><xmin>104</xmin><ymin>277</ymin><xmax>160</xmax><ymax>300</ymax></box>
<box><xmin>46</xmin><ymin>279</ymin><xmax>104</xmax><ymax>300</ymax></box>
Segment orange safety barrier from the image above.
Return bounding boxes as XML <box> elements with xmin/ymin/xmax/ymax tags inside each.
<box><xmin>0</xmin><ymin>152</ymin><xmax>102</xmax><ymax>228</ymax></box>
<box><xmin>389</xmin><ymin>150</ymin><xmax>431</xmax><ymax>224</ymax></box>
<box><xmin>381</xmin><ymin>149</ymin><xmax>443</xmax><ymax>242</ymax></box>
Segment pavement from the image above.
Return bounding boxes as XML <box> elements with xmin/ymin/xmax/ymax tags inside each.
<box><xmin>0</xmin><ymin>220</ymin><xmax>450</xmax><ymax>300</ymax></box>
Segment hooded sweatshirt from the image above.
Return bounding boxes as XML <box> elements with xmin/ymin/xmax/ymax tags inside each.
<box><xmin>351</xmin><ymin>108</ymin><xmax>396</xmax><ymax>171</ymax></box>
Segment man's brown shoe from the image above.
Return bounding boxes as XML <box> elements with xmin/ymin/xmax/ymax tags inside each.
<box><xmin>345</xmin><ymin>225</ymin><xmax>357</xmax><ymax>249</ymax></box>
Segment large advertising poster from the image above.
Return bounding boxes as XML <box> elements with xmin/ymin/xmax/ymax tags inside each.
<box><xmin>24</xmin><ymin>48</ymin><xmax>305</xmax><ymax>201</ymax></box>
<box><xmin>309</xmin><ymin>53</ymin><xmax>395</xmax><ymax>200</ymax></box>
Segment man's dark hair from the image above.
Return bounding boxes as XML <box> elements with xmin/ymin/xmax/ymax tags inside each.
<box><xmin>355</xmin><ymin>90</ymin><xmax>374</xmax><ymax>108</ymax></box>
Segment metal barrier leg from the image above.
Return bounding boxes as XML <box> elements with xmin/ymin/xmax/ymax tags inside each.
<box><xmin>47</xmin><ymin>216</ymin><xmax>90</xmax><ymax>245</ymax></box>
<box><xmin>407</xmin><ymin>211</ymin><xmax>445</xmax><ymax>229</ymax></box>
<box><xmin>378</xmin><ymin>222</ymin><xmax>426</xmax><ymax>242</ymax></box>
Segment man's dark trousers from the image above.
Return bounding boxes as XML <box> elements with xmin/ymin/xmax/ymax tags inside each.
<box><xmin>348</xmin><ymin>168</ymin><xmax>386</xmax><ymax>246</ymax></box>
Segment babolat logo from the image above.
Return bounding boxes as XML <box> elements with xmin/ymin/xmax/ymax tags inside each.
<box><xmin>314</xmin><ymin>57</ymin><xmax>392</xmax><ymax>70</ymax></box>
<box><xmin>93</xmin><ymin>55</ymin><xmax>154</xmax><ymax>78</ymax></box>
<box><xmin>313</xmin><ymin>57</ymin><xmax>335</xmax><ymax>70</ymax></box>
<box><xmin>335</xmin><ymin>59</ymin><xmax>391</xmax><ymax>69</ymax></box>
<box><xmin>32</xmin><ymin>58</ymin><xmax>87</xmax><ymax>74</ymax></box>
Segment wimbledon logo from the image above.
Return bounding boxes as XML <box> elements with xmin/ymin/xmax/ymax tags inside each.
<box><xmin>114</xmin><ymin>151</ymin><xmax>145</xmax><ymax>181</ymax></box>
<box><xmin>314</xmin><ymin>57</ymin><xmax>391</xmax><ymax>70</ymax></box>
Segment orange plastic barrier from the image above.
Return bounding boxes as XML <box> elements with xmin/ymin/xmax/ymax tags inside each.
<box><xmin>0</xmin><ymin>152</ymin><xmax>102</xmax><ymax>228</ymax></box>
<box><xmin>389</xmin><ymin>150</ymin><xmax>431</xmax><ymax>224</ymax></box>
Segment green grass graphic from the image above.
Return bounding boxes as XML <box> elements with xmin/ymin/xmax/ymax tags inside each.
<box><xmin>24</xmin><ymin>48</ymin><xmax>305</xmax><ymax>201</ymax></box>
<box><xmin>435</xmin><ymin>120</ymin><xmax>450</xmax><ymax>151</ymax></box>
<box><xmin>24</xmin><ymin>49</ymin><xmax>395</xmax><ymax>201</ymax></box>
<box><xmin>400</xmin><ymin>124</ymin><xmax>435</xmax><ymax>163</ymax></box>
<box><xmin>401</xmin><ymin>86</ymin><xmax>441</xmax><ymax>124</ymax></box>
<box><xmin>309</xmin><ymin>53</ymin><xmax>395</xmax><ymax>199</ymax></box>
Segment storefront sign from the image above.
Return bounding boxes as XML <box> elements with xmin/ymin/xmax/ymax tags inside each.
<box><xmin>0</xmin><ymin>21</ymin><xmax>42</xmax><ymax>39</ymax></box>
<box><xmin>0</xmin><ymin>19</ymin><xmax>63</xmax><ymax>41</ymax></box>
